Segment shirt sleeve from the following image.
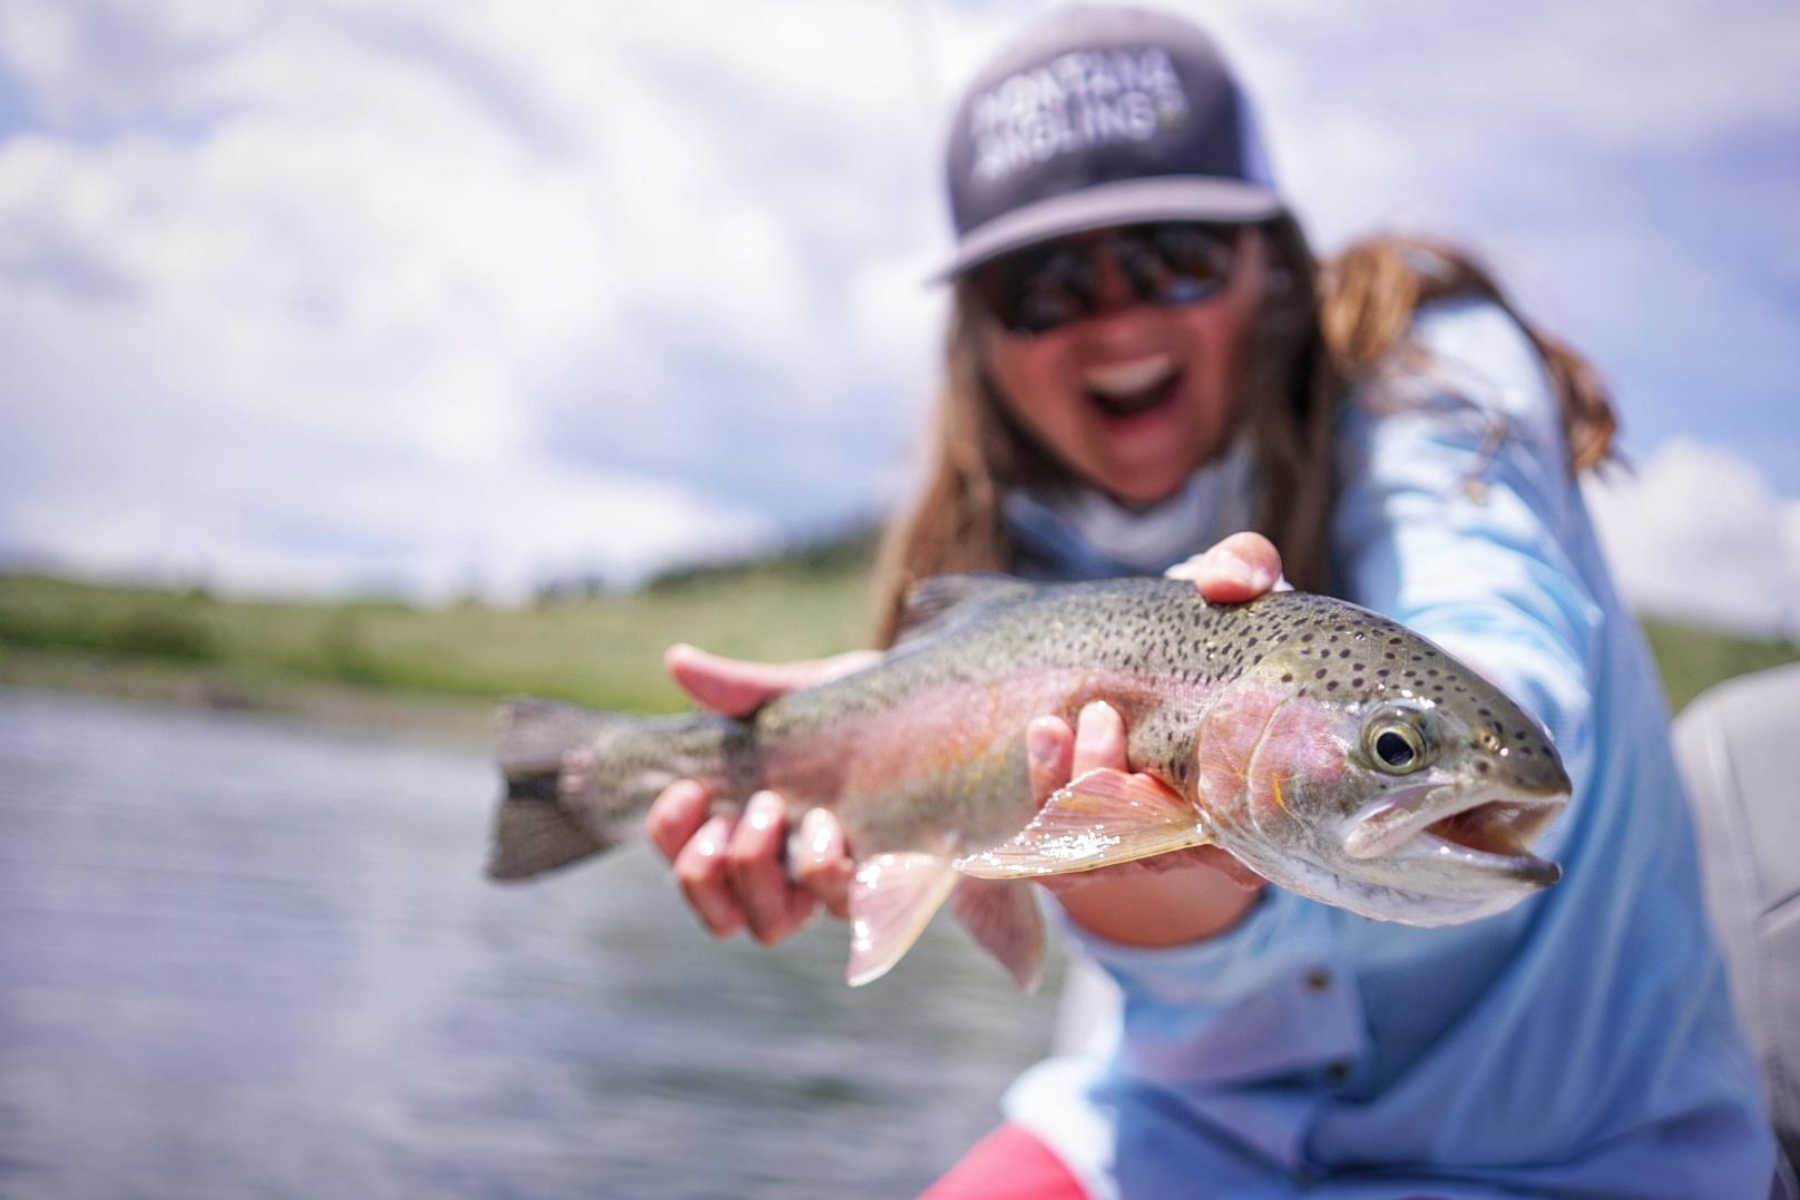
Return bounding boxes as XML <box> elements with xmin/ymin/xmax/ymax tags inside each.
<box><xmin>1331</xmin><ymin>297</ymin><xmax>1603</xmax><ymax>823</ymax></box>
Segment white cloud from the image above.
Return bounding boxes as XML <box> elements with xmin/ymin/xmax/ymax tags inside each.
<box><xmin>0</xmin><ymin>1</ymin><xmax>953</xmax><ymax>598</ymax></box>
<box><xmin>0</xmin><ymin>0</ymin><xmax>1793</xmax><ymax>605</ymax></box>
<box><xmin>1584</xmin><ymin>439</ymin><xmax>1800</xmax><ymax>639</ymax></box>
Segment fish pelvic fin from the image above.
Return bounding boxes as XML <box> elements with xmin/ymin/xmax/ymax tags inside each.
<box><xmin>846</xmin><ymin>852</ymin><xmax>959</xmax><ymax>987</ymax></box>
<box><xmin>954</xmin><ymin>767</ymin><xmax>1211</xmax><ymax>879</ymax></box>
<box><xmin>951</xmin><ymin>877</ymin><xmax>1045</xmax><ymax>992</ymax></box>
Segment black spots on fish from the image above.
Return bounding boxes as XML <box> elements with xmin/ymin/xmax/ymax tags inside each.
<box><xmin>1326</xmin><ymin>680</ymin><xmax>1339</xmax><ymax>691</ymax></box>
<box><xmin>1478</xmin><ymin>706</ymin><xmax>1492</xmax><ymax>718</ymax></box>
<box><xmin>1514</xmin><ymin>729</ymin><xmax>1528</xmax><ymax>741</ymax></box>
<box><xmin>1301</xmin><ymin>633</ymin><xmax>1314</xmax><ymax>643</ymax></box>
<box><xmin>1351</xmin><ymin>677</ymin><xmax>1365</xmax><ymax>690</ymax></box>
<box><xmin>1281</xmin><ymin>672</ymin><xmax>1293</xmax><ymax>683</ymax></box>
<box><xmin>1475</xmin><ymin>760</ymin><xmax>1491</xmax><ymax>775</ymax></box>
<box><xmin>1338</xmin><ymin>649</ymin><xmax>1351</xmax><ymax>659</ymax></box>
<box><xmin>1376</xmin><ymin>668</ymin><xmax>1390</xmax><ymax>678</ymax></box>
<box><xmin>1315</xmin><ymin>668</ymin><xmax>1328</xmax><ymax>680</ymax></box>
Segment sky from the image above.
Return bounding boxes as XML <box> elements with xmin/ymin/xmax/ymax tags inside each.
<box><xmin>0</xmin><ymin>0</ymin><xmax>1795</xmax><ymax>635</ymax></box>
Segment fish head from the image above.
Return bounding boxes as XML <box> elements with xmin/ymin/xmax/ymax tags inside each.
<box><xmin>1199</xmin><ymin>599</ymin><xmax>1571</xmax><ymax>926</ymax></box>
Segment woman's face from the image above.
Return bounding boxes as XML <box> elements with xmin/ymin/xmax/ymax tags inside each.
<box><xmin>975</xmin><ymin>226</ymin><xmax>1268</xmax><ymax>507</ymax></box>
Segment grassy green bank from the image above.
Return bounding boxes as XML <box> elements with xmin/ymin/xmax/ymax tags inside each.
<box><xmin>2</xmin><ymin>557</ymin><xmax>1793</xmax><ymax>749</ymax></box>
<box><xmin>0</xmin><ymin>552</ymin><xmax>874</xmax><ymax>747</ymax></box>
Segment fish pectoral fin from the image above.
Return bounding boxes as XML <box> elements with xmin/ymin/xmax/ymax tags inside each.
<box><xmin>954</xmin><ymin>767</ymin><xmax>1210</xmax><ymax>879</ymax></box>
<box><xmin>950</xmin><ymin>878</ymin><xmax>1045</xmax><ymax>993</ymax></box>
<box><xmin>845</xmin><ymin>852</ymin><xmax>959</xmax><ymax>987</ymax></box>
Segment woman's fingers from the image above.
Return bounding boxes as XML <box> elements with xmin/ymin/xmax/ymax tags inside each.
<box><xmin>657</xmin><ymin>782</ymin><xmax>851</xmax><ymax>941</ymax></box>
<box><xmin>794</xmin><ymin>808</ymin><xmax>853</xmax><ymax>920</ymax></box>
<box><xmin>655</xmin><ymin>647</ymin><xmax>875</xmax><ymax>940</ymax></box>
<box><xmin>1071</xmin><ymin>700</ymin><xmax>1130</xmax><ymax>776</ymax></box>
<box><xmin>672</xmin><ymin>814</ymin><xmax>745</xmax><ymax>938</ymax></box>
<box><xmin>665</xmin><ymin>644</ymin><xmax>881</xmax><ymax>717</ymax></box>
<box><xmin>646</xmin><ymin>779</ymin><xmax>711</xmax><ymax>863</ymax></box>
<box><xmin>1164</xmin><ymin>531</ymin><xmax>1284</xmax><ymax>603</ymax></box>
<box><xmin>725</xmin><ymin>792</ymin><xmax>808</xmax><ymax>944</ymax></box>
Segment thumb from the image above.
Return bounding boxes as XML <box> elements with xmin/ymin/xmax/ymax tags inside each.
<box><xmin>665</xmin><ymin>645</ymin><xmax>878</xmax><ymax>716</ymax></box>
<box><xmin>1164</xmin><ymin>532</ymin><xmax>1283</xmax><ymax>603</ymax></box>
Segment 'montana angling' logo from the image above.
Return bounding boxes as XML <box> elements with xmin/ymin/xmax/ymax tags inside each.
<box><xmin>968</xmin><ymin>47</ymin><xmax>1190</xmax><ymax>184</ymax></box>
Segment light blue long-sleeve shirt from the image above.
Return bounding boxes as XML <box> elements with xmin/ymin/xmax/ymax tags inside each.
<box><xmin>999</xmin><ymin>299</ymin><xmax>1776</xmax><ymax>1197</ymax></box>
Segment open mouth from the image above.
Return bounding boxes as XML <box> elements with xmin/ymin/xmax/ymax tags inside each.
<box><xmin>1418</xmin><ymin>800</ymin><xmax>1563</xmax><ymax>884</ymax></box>
<box><xmin>1344</xmin><ymin>787</ymin><xmax>1566</xmax><ymax>886</ymax></box>
<box><xmin>1083</xmin><ymin>356</ymin><xmax>1183</xmax><ymax>419</ymax></box>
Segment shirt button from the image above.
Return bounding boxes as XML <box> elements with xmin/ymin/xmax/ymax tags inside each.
<box><xmin>1304</xmin><ymin>967</ymin><xmax>1332</xmax><ymax>992</ymax></box>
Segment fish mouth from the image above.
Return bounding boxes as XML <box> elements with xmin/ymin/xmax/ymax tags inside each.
<box><xmin>1415</xmin><ymin>799</ymin><xmax>1564</xmax><ymax>885</ymax></box>
<box><xmin>1344</xmin><ymin>786</ymin><xmax>1566</xmax><ymax>885</ymax></box>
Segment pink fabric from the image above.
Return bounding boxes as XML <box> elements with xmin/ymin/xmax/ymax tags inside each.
<box><xmin>920</xmin><ymin>1123</ymin><xmax>1087</xmax><ymax>1199</ymax></box>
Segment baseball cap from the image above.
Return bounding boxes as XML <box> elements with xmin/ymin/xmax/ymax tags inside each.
<box><xmin>936</xmin><ymin>5</ymin><xmax>1283</xmax><ymax>280</ymax></box>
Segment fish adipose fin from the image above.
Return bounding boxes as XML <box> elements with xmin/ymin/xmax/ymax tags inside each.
<box><xmin>846</xmin><ymin>852</ymin><xmax>960</xmax><ymax>987</ymax></box>
<box><xmin>955</xmin><ymin>768</ymin><xmax>1210</xmax><ymax>879</ymax></box>
<box><xmin>951</xmin><ymin>878</ymin><xmax>1045</xmax><ymax>992</ymax></box>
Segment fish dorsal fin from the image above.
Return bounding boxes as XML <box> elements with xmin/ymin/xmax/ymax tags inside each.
<box><xmin>950</xmin><ymin>878</ymin><xmax>1045</xmax><ymax>992</ymax></box>
<box><xmin>892</xmin><ymin>573</ymin><xmax>1032</xmax><ymax>650</ymax></box>
<box><xmin>955</xmin><ymin>768</ymin><xmax>1210</xmax><ymax>879</ymax></box>
<box><xmin>845</xmin><ymin>852</ymin><xmax>959</xmax><ymax>987</ymax></box>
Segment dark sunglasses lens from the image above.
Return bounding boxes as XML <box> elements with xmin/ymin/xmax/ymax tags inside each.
<box><xmin>983</xmin><ymin>244</ymin><xmax>1094</xmax><ymax>335</ymax></box>
<box><xmin>1126</xmin><ymin>224</ymin><xmax>1236</xmax><ymax>305</ymax></box>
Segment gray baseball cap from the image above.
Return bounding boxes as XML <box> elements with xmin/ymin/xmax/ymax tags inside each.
<box><xmin>936</xmin><ymin>5</ymin><xmax>1283</xmax><ymax>280</ymax></box>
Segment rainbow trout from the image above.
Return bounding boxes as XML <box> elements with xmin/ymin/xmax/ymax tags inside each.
<box><xmin>491</xmin><ymin>575</ymin><xmax>1569</xmax><ymax>989</ymax></box>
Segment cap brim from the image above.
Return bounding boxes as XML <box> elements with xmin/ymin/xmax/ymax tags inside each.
<box><xmin>931</xmin><ymin>176</ymin><xmax>1283</xmax><ymax>282</ymax></box>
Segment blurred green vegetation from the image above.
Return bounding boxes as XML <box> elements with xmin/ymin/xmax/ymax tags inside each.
<box><xmin>1</xmin><ymin>542</ymin><xmax>1793</xmax><ymax>722</ymax></box>
<box><xmin>1639</xmin><ymin>617</ymin><xmax>1800</xmax><ymax>713</ymax></box>
<box><xmin>0</xmin><ymin>547</ymin><xmax>875</xmax><ymax>716</ymax></box>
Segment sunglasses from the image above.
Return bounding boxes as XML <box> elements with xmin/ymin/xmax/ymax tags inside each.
<box><xmin>972</xmin><ymin>222</ymin><xmax>1243</xmax><ymax>337</ymax></box>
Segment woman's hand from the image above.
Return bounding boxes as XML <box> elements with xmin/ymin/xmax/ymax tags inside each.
<box><xmin>645</xmin><ymin>531</ymin><xmax>1283</xmax><ymax>948</ymax></box>
<box><xmin>644</xmin><ymin>646</ymin><xmax>875</xmax><ymax>945</ymax></box>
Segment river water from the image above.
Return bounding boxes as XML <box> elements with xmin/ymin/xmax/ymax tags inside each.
<box><xmin>0</xmin><ymin>688</ymin><xmax>1062</xmax><ymax>1198</ymax></box>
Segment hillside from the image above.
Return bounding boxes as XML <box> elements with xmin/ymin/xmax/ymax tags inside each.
<box><xmin>1</xmin><ymin>553</ymin><xmax>1792</xmax><ymax>748</ymax></box>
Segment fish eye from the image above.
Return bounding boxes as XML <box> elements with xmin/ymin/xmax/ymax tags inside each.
<box><xmin>1366</xmin><ymin>718</ymin><xmax>1428</xmax><ymax>774</ymax></box>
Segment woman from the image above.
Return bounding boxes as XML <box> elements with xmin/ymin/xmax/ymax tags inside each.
<box><xmin>648</xmin><ymin>6</ymin><xmax>1779</xmax><ymax>1195</ymax></box>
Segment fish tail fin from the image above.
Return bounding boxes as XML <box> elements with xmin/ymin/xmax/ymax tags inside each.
<box><xmin>490</xmin><ymin>698</ymin><xmax>705</xmax><ymax>881</ymax></box>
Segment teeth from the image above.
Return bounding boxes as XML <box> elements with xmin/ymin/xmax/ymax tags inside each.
<box><xmin>1083</xmin><ymin>355</ymin><xmax>1177</xmax><ymax>398</ymax></box>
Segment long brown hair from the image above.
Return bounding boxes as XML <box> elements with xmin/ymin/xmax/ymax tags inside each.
<box><xmin>869</xmin><ymin>229</ymin><xmax>1617</xmax><ymax>646</ymax></box>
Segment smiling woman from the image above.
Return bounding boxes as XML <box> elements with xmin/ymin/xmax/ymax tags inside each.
<box><xmin>972</xmin><ymin>222</ymin><xmax>1267</xmax><ymax>508</ymax></box>
<box><xmin>625</xmin><ymin>4</ymin><xmax>1786</xmax><ymax>1196</ymax></box>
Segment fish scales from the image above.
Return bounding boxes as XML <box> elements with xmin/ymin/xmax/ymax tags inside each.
<box><xmin>491</xmin><ymin>576</ymin><xmax>1572</xmax><ymax>987</ymax></box>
